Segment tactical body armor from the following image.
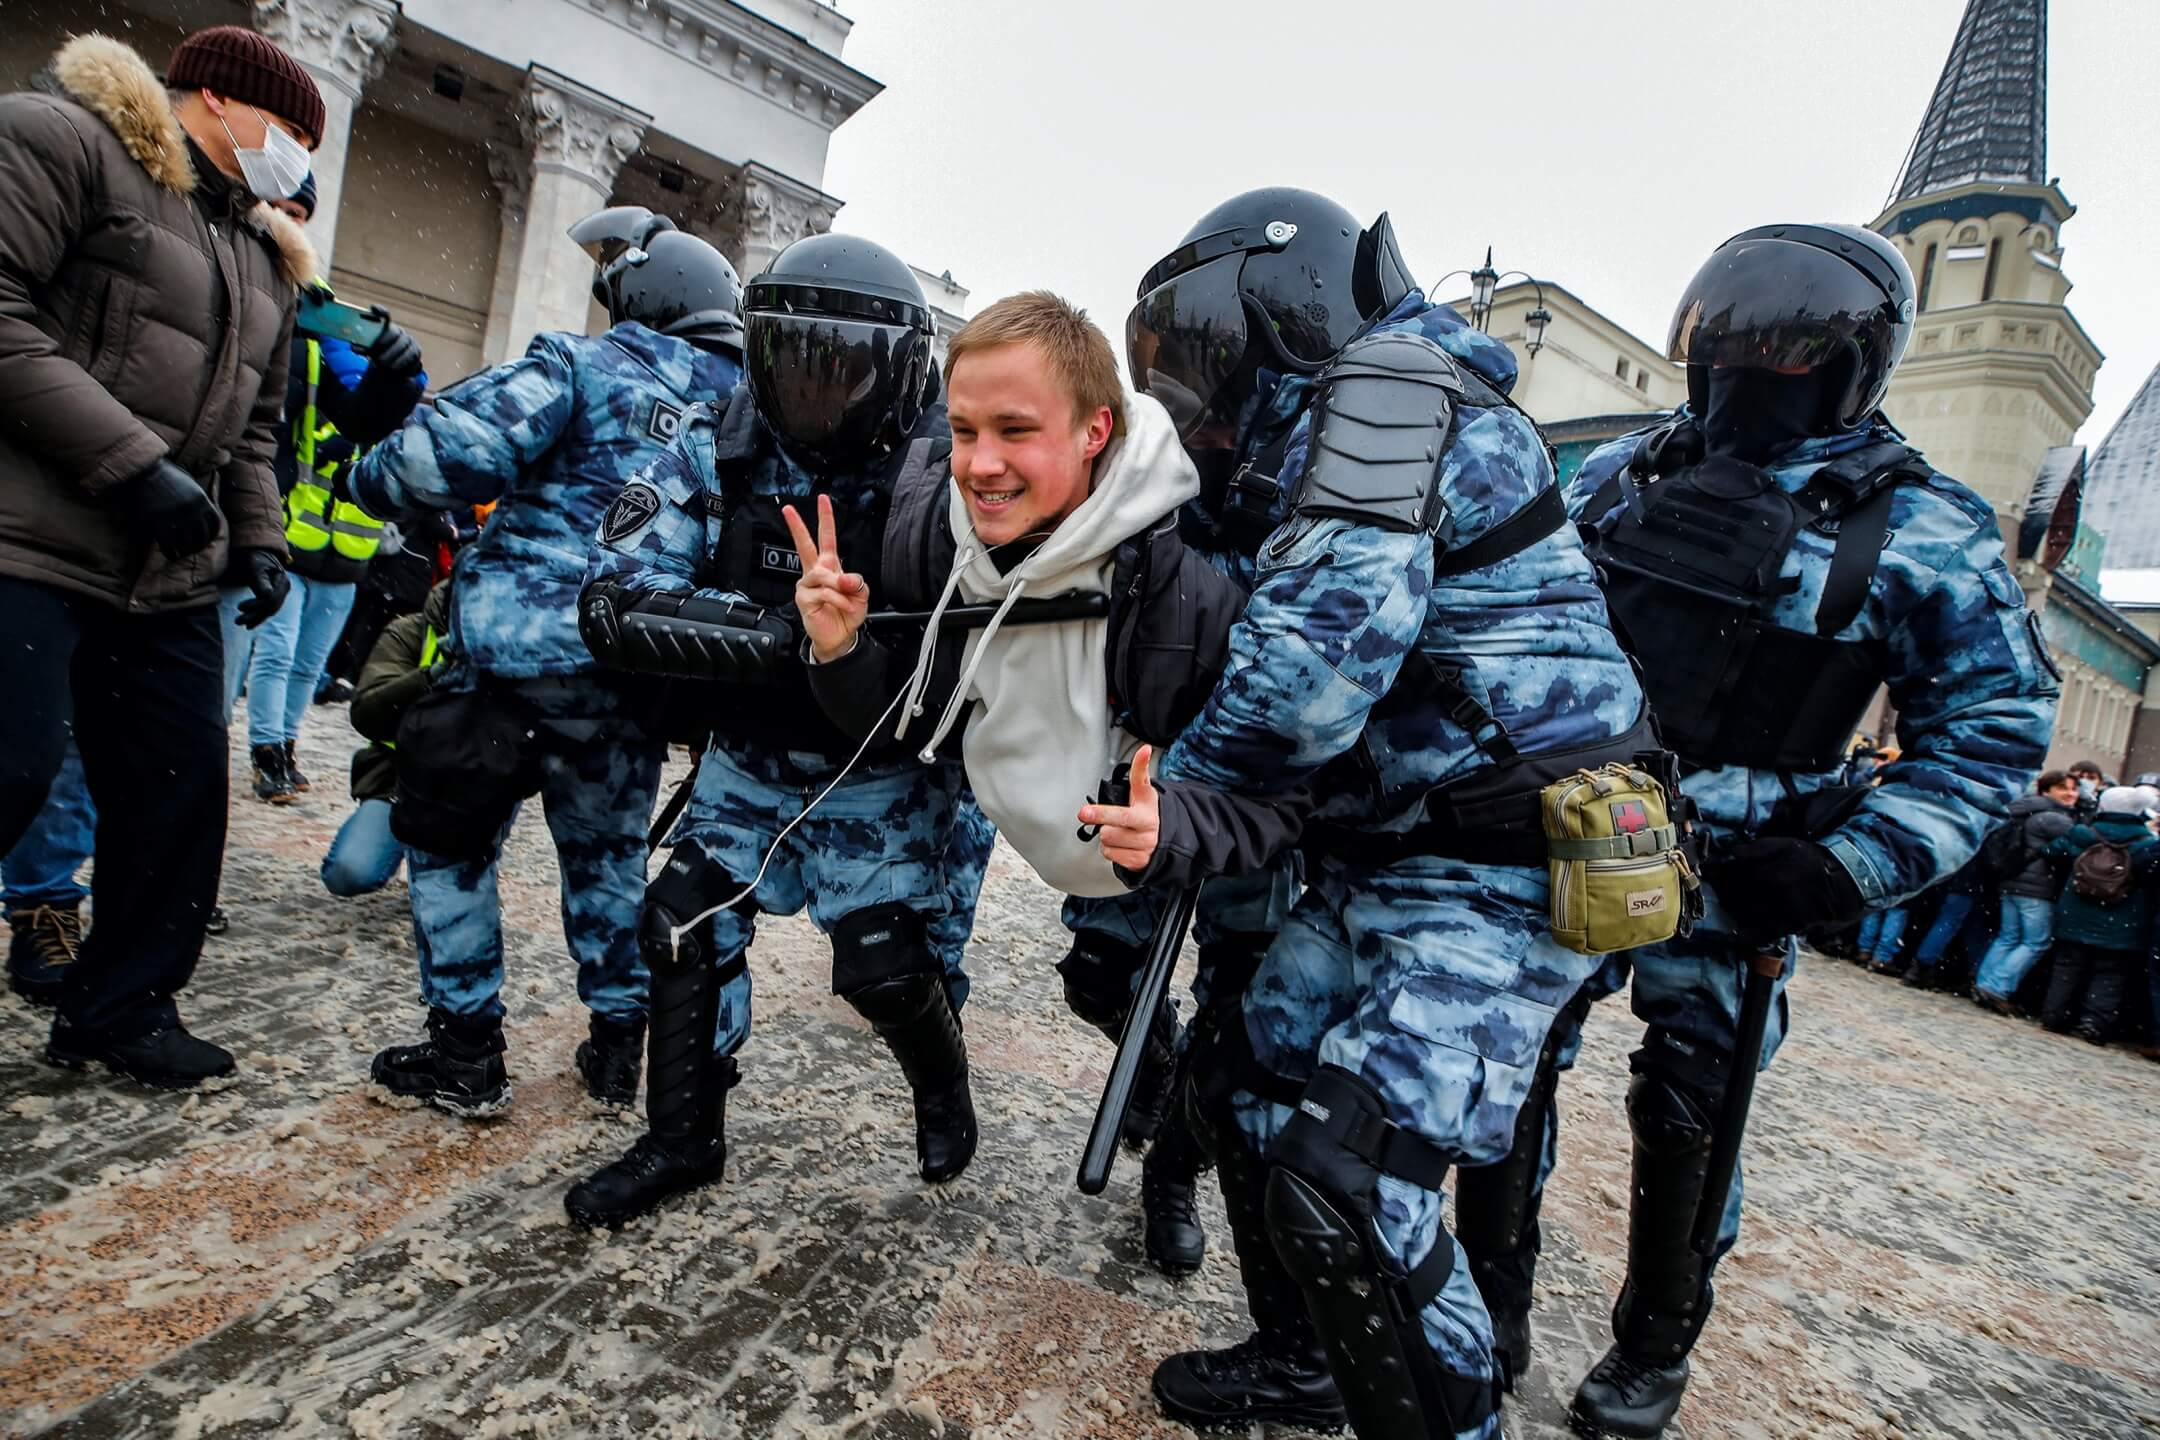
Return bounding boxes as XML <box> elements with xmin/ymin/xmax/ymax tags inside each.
<box><xmin>1580</xmin><ymin>417</ymin><xmax>1928</xmax><ymax>774</ymax></box>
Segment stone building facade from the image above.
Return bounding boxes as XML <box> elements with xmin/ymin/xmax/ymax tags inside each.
<box><xmin>3</xmin><ymin>0</ymin><xmax>956</xmax><ymax>387</ymax></box>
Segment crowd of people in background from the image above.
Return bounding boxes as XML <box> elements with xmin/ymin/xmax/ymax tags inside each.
<box><xmin>1828</xmin><ymin>747</ymin><xmax>2160</xmax><ymax>1058</ymax></box>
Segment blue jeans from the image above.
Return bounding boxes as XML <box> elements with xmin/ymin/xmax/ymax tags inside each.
<box><xmin>1908</xmin><ymin>891</ymin><xmax>1979</xmax><ymax>972</ymax></box>
<box><xmin>322</xmin><ymin>797</ymin><xmax>404</xmax><ymax>897</ymax></box>
<box><xmin>1976</xmin><ymin>894</ymin><xmax>2055</xmax><ymax>999</ymax></box>
<box><xmin>0</xmin><ymin>739</ymin><xmax>94</xmax><ymax>910</ymax></box>
<box><xmin>1856</xmin><ymin>906</ymin><xmax>1911</xmax><ymax>964</ymax></box>
<box><xmin>231</xmin><ymin>575</ymin><xmax>356</xmax><ymax>750</ymax></box>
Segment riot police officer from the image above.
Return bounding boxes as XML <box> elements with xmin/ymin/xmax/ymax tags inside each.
<box><xmin>1105</xmin><ymin>188</ymin><xmax>1658</xmax><ymax>1440</ymax></box>
<box><xmin>347</xmin><ymin>208</ymin><xmax>746</xmax><ymax>1118</ymax></box>
<box><xmin>564</xmin><ymin>235</ymin><xmax>986</xmax><ymax>1228</ymax></box>
<box><xmin>1453</xmin><ymin>224</ymin><xmax>2058</xmax><ymax>1437</ymax></box>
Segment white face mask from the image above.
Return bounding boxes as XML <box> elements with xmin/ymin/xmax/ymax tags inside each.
<box><xmin>219</xmin><ymin>105</ymin><xmax>311</xmax><ymax>202</ymax></box>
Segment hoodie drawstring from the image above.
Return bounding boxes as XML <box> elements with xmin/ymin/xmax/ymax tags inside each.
<box><xmin>898</xmin><ymin>540</ymin><xmax>978</xmax><ymax>744</ymax></box>
<box><xmin>914</xmin><ymin>578</ymin><xmax>1030</xmax><ymax>762</ymax></box>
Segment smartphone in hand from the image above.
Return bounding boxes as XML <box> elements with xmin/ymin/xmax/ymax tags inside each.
<box><xmin>296</xmin><ymin>289</ymin><xmax>390</xmax><ymax>351</ymax></box>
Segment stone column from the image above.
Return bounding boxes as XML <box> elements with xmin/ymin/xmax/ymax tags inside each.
<box><xmin>725</xmin><ymin>162</ymin><xmax>842</xmax><ymax>282</ymax></box>
<box><xmin>486</xmin><ymin>68</ymin><xmax>649</xmax><ymax>357</ymax></box>
<box><xmin>479</xmin><ymin>142</ymin><xmax>530</xmax><ymax>365</ymax></box>
<box><xmin>250</xmin><ymin>0</ymin><xmax>399</xmax><ymax>271</ymax></box>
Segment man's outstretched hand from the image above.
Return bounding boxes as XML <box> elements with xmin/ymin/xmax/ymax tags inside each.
<box><xmin>783</xmin><ymin>493</ymin><xmax>869</xmax><ymax>663</ymax></box>
<box><xmin>1081</xmin><ymin>745</ymin><xmax>1161</xmax><ymax>872</ymax></box>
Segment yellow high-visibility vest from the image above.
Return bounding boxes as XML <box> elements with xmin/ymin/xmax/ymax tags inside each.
<box><xmin>285</xmin><ymin>340</ymin><xmax>386</xmax><ymax>562</ymax></box>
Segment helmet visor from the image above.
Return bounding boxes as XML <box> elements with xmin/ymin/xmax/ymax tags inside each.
<box><xmin>747</xmin><ymin>314</ymin><xmax>910</xmax><ymax>460</ymax></box>
<box><xmin>1667</xmin><ymin>237</ymin><xmax>1905</xmax><ymax>373</ymax></box>
<box><xmin>569</xmin><ymin>206</ymin><xmax>667</xmax><ymax>267</ymax></box>
<box><xmin>1126</xmin><ymin>254</ymin><xmax>1250</xmax><ymax>439</ymax></box>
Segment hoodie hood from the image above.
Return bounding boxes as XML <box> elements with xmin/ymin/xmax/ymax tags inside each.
<box><xmin>43</xmin><ymin>33</ymin><xmax>318</xmax><ymax>287</ymax></box>
<box><xmin>900</xmin><ymin>391</ymin><xmax>1199</xmax><ymax>896</ymax></box>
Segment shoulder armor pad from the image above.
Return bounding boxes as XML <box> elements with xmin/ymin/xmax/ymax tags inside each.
<box><xmin>1293</xmin><ymin>331</ymin><xmax>1463</xmax><ymax>534</ymax></box>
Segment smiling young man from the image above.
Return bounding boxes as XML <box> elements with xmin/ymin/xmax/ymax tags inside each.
<box><xmin>798</xmin><ymin>291</ymin><xmax>1315</xmax><ymax>1287</ymax></box>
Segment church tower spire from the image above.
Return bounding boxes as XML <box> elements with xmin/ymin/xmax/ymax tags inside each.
<box><xmin>1888</xmin><ymin>0</ymin><xmax>2048</xmax><ymax>208</ymax></box>
<box><xmin>1870</xmin><ymin>0</ymin><xmax>2100</xmax><ymax>527</ymax></box>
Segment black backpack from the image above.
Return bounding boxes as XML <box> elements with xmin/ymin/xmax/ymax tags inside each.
<box><xmin>1975</xmin><ymin>819</ymin><xmax>2031</xmax><ymax>884</ymax></box>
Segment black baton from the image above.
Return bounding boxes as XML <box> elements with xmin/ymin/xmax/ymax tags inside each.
<box><xmin>1078</xmin><ymin>880</ymin><xmax>1203</xmax><ymax>1195</ymax></box>
<box><xmin>1691</xmin><ymin>946</ymin><xmax>1783</xmax><ymax>1256</ymax></box>
<box><xmin>864</xmin><ymin>592</ymin><xmax>1110</xmax><ymax>630</ymax></box>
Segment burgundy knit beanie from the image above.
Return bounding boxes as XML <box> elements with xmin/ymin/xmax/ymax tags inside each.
<box><xmin>167</xmin><ymin>26</ymin><xmax>326</xmax><ymax>150</ymax></box>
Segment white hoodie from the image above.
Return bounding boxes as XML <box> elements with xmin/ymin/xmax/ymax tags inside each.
<box><xmin>899</xmin><ymin>392</ymin><xmax>1199</xmax><ymax>897</ymax></box>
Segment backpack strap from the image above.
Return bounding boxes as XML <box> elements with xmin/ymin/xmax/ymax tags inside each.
<box><xmin>1803</xmin><ymin>441</ymin><xmax>1926</xmax><ymax>639</ymax></box>
<box><xmin>878</xmin><ymin>437</ymin><xmax>954</xmax><ymax>612</ymax></box>
<box><xmin>1433</xmin><ymin>485</ymin><xmax>1564</xmax><ymax>579</ymax></box>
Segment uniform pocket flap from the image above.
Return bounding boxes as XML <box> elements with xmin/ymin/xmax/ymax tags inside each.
<box><xmin>1386</xmin><ymin>968</ymin><xmax>1553</xmax><ymax>1072</ymax></box>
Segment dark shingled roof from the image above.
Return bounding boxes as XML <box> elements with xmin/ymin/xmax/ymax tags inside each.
<box><xmin>1888</xmin><ymin>0</ymin><xmax>2048</xmax><ymax>207</ymax></box>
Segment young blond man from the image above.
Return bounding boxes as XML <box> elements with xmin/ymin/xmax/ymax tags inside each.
<box><xmin>794</xmin><ymin>292</ymin><xmax>1314</xmax><ymax>1292</ymax></box>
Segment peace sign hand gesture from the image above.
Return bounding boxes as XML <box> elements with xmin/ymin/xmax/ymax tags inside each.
<box><xmin>782</xmin><ymin>494</ymin><xmax>870</xmax><ymax>664</ymax></box>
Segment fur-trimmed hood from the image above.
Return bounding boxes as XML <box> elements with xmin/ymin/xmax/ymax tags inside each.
<box><xmin>42</xmin><ymin>32</ymin><xmax>317</xmax><ymax>286</ymax></box>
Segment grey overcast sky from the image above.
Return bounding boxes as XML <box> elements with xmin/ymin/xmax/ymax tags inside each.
<box><xmin>820</xmin><ymin>0</ymin><xmax>2159</xmax><ymax>451</ymax></box>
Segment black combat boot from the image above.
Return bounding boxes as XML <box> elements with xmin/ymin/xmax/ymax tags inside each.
<box><xmin>1140</xmin><ymin>1110</ymin><xmax>1208</xmax><ymax>1275</ymax></box>
<box><xmin>566</xmin><ymin>926</ymin><xmax>733</xmax><ymax>1228</ymax></box>
<box><xmin>8</xmin><ymin>902</ymin><xmax>84</xmax><ymax>1006</ymax></box>
<box><xmin>576</xmin><ymin>1012</ymin><xmax>647</xmax><ymax>1107</ymax></box>
<box><xmin>1568</xmin><ymin>1068</ymin><xmax>1718</xmax><ymax>1439</ymax></box>
<box><xmin>250</xmin><ymin>743</ymin><xmax>295</xmax><ymax>804</ymax></box>
<box><xmin>368</xmin><ymin>1009</ymin><xmax>510</xmax><ymax>1118</ymax></box>
<box><xmin>1153</xmin><ymin>1130</ymin><xmax>1343</xmax><ymax>1431</ymax></box>
<box><xmin>282</xmin><ymin>739</ymin><xmax>310</xmax><ymax>793</ymax></box>
<box><xmin>877</xmin><ymin>986</ymin><xmax>977</xmax><ymax>1183</ymax></box>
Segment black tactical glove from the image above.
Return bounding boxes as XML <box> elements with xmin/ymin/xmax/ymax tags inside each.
<box><xmin>119</xmin><ymin>459</ymin><xmax>221</xmax><ymax>560</ymax></box>
<box><xmin>228</xmin><ymin>547</ymin><xmax>291</xmax><ymax>629</ymax></box>
<box><xmin>1706</xmin><ymin>836</ymin><xmax>1866</xmax><ymax>945</ymax></box>
<box><xmin>365</xmin><ymin>323</ymin><xmax>424</xmax><ymax>381</ymax></box>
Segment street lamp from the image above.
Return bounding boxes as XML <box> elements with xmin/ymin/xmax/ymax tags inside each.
<box><xmin>1439</xmin><ymin>246</ymin><xmax>1550</xmax><ymax>356</ymax></box>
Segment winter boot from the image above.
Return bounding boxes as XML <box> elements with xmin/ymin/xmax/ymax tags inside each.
<box><xmin>1568</xmin><ymin>1069</ymin><xmax>1718</xmax><ymax>1439</ymax></box>
<box><xmin>878</xmin><ymin>992</ymin><xmax>977</xmax><ymax>1183</ymax></box>
<box><xmin>368</xmin><ymin>1009</ymin><xmax>510</xmax><ymax>1118</ymax></box>
<box><xmin>47</xmin><ymin>1015</ymin><xmax>235</xmax><ymax>1090</ymax></box>
<box><xmin>8</xmin><ymin>902</ymin><xmax>84</xmax><ymax>1006</ymax></box>
<box><xmin>577</xmin><ymin>1012</ymin><xmax>647</xmax><ymax>1106</ymax></box>
<box><xmin>1152</xmin><ymin>1130</ymin><xmax>1343</xmax><ymax>1430</ymax></box>
<box><xmin>250</xmin><ymin>744</ymin><xmax>295</xmax><ymax>804</ymax></box>
<box><xmin>834</xmin><ymin>908</ymin><xmax>979</xmax><ymax>1184</ymax></box>
<box><xmin>566</xmin><ymin>915</ymin><xmax>733</xmax><ymax>1228</ymax></box>
<box><xmin>1141</xmin><ymin>1107</ymin><xmax>1208</xmax><ymax>1275</ymax></box>
<box><xmin>282</xmin><ymin>739</ymin><xmax>310</xmax><ymax>793</ymax></box>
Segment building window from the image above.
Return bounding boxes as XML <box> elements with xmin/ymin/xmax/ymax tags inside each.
<box><xmin>1981</xmin><ymin>238</ymin><xmax>2001</xmax><ymax>301</ymax></box>
<box><xmin>1615</xmin><ymin>356</ymin><xmax>1630</xmax><ymax>379</ymax></box>
<box><xmin>1916</xmin><ymin>243</ymin><xmax>1937</xmax><ymax>311</ymax></box>
<box><xmin>1635</xmin><ymin>368</ymin><xmax>1648</xmax><ymax>391</ymax></box>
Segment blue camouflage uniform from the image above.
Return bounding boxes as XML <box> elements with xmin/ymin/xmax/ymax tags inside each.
<box><xmin>348</xmin><ymin>322</ymin><xmax>742</xmax><ymax>1026</ymax></box>
<box><xmin>1157</xmin><ymin>292</ymin><xmax>1648</xmax><ymax>1433</ymax></box>
<box><xmin>1510</xmin><ymin>413</ymin><xmax>2060</xmax><ymax>1255</ymax></box>
<box><xmin>582</xmin><ymin>392</ymin><xmax>985</xmax><ymax>1058</ymax></box>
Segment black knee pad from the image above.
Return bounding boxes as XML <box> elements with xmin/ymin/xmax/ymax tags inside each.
<box><xmin>1055</xmin><ymin>931</ymin><xmax>1148</xmax><ymax>1033</ymax></box>
<box><xmin>1627</xmin><ymin>1027</ymin><xmax>1721</xmax><ymax>1155</ymax></box>
<box><xmin>641</xmin><ymin>846</ymin><xmax>752</xmax><ymax>976</ymax></box>
<box><xmin>1264</xmin><ymin>1065</ymin><xmax>1495</xmax><ymax>1435</ymax></box>
<box><xmin>831</xmin><ymin>902</ymin><xmax>940</xmax><ymax>1025</ymax></box>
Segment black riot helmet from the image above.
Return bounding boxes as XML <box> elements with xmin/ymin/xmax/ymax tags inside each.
<box><xmin>1668</xmin><ymin>223</ymin><xmax>1917</xmax><ymax>433</ymax></box>
<box><xmin>743</xmin><ymin>232</ymin><xmax>937</xmax><ymax>467</ymax></box>
<box><xmin>1126</xmin><ymin>187</ymin><xmax>1415</xmax><ymax>440</ymax></box>
<box><xmin>569</xmin><ymin>205</ymin><xmax>745</xmax><ymax>355</ymax></box>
